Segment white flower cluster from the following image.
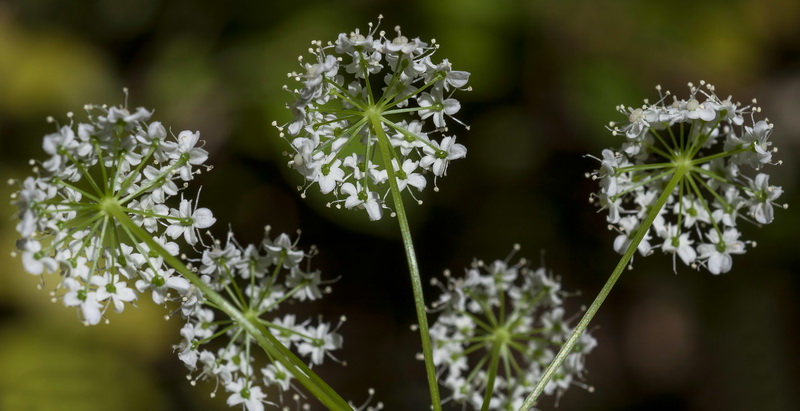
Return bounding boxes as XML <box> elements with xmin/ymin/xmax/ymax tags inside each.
<box><xmin>176</xmin><ymin>228</ymin><xmax>343</xmax><ymax>411</ymax></box>
<box><xmin>277</xmin><ymin>16</ymin><xmax>470</xmax><ymax>220</ymax></box>
<box><xmin>429</xmin><ymin>247</ymin><xmax>595</xmax><ymax>409</ymax></box>
<box><xmin>10</xmin><ymin>102</ymin><xmax>215</xmax><ymax>325</ymax></box>
<box><xmin>591</xmin><ymin>82</ymin><xmax>785</xmax><ymax>274</ymax></box>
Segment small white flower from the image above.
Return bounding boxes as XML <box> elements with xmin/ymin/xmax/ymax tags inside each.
<box><xmin>263</xmin><ymin>233</ymin><xmax>304</xmax><ymax>268</ymax></box>
<box><xmin>420</xmin><ymin>136</ymin><xmax>467</xmax><ymax>177</ymax></box>
<box><xmin>659</xmin><ymin>223</ymin><xmax>697</xmax><ymax>269</ymax></box>
<box><xmin>297</xmin><ymin>322</ymin><xmax>343</xmax><ymax>365</ymax></box>
<box><xmin>318</xmin><ymin>157</ymin><xmax>345</xmax><ymax>194</ymax></box>
<box><xmin>746</xmin><ymin>173</ymin><xmax>782</xmax><ymax>224</ymax></box>
<box><xmin>225</xmin><ymin>378</ymin><xmax>267</xmax><ymax>411</ymax></box>
<box><xmin>135</xmin><ymin>267</ymin><xmax>190</xmax><ymax>305</ymax></box>
<box><xmin>94</xmin><ymin>273</ymin><xmax>137</xmax><ymax>313</ymax></box>
<box><xmin>261</xmin><ymin>362</ymin><xmax>293</xmax><ymax>392</ymax></box>
<box><xmin>340</xmin><ymin>181</ymin><xmax>383</xmax><ymax>221</ymax></box>
<box><xmin>393</xmin><ymin>159</ymin><xmax>427</xmax><ymax>192</ymax></box>
<box><xmin>697</xmin><ymin>229</ymin><xmax>746</xmax><ymax>274</ymax></box>
<box><xmin>417</xmin><ymin>88</ymin><xmax>461</xmax><ymax>129</ymax></box>
<box><xmin>286</xmin><ymin>267</ymin><xmax>323</xmax><ymax>301</ymax></box>
<box><xmin>17</xmin><ymin>239</ymin><xmax>57</xmax><ymax>275</ymax></box>
<box><xmin>62</xmin><ymin>277</ymin><xmax>103</xmax><ymax>325</ymax></box>
<box><xmin>171</xmin><ymin>130</ymin><xmax>209</xmax><ymax>180</ymax></box>
<box><xmin>165</xmin><ymin>199</ymin><xmax>216</xmax><ymax>245</ymax></box>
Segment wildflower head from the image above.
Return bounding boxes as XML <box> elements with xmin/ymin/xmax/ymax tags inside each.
<box><xmin>176</xmin><ymin>228</ymin><xmax>344</xmax><ymax>409</ymax></box>
<box><xmin>277</xmin><ymin>16</ymin><xmax>470</xmax><ymax>220</ymax></box>
<box><xmin>9</xmin><ymin>98</ymin><xmax>215</xmax><ymax>324</ymax></box>
<box><xmin>590</xmin><ymin>82</ymin><xmax>785</xmax><ymax>274</ymax></box>
<box><xmin>429</xmin><ymin>246</ymin><xmax>595</xmax><ymax>409</ymax></box>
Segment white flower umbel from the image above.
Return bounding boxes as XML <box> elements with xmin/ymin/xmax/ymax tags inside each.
<box><xmin>589</xmin><ymin>82</ymin><xmax>785</xmax><ymax>274</ymax></box>
<box><xmin>522</xmin><ymin>82</ymin><xmax>787</xmax><ymax>409</ymax></box>
<box><xmin>277</xmin><ymin>16</ymin><xmax>470</xmax><ymax>220</ymax></box>
<box><xmin>430</xmin><ymin>246</ymin><xmax>595</xmax><ymax>410</ymax></box>
<box><xmin>177</xmin><ymin>228</ymin><xmax>343</xmax><ymax>409</ymax></box>
<box><xmin>9</xmin><ymin>98</ymin><xmax>351</xmax><ymax>411</ymax></box>
<box><xmin>277</xmin><ymin>17</ymin><xmax>472</xmax><ymax>411</ymax></box>
<box><xmin>9</xmin><ymin>99</ymin><xmax>215</xmax><ymax>325</ymax></box>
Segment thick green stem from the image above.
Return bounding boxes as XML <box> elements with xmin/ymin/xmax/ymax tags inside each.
<box><xmin>107</xmin><ymin>203</ymin><xmax>351</xmax><ymax>411</ymax></box>
<box><xmin>519</xmin><ymin>166</ymin><xmax>688</xmax><ymax>410</ymax></box>
<box><xmin>369</xmin><ymin>111</ymin><xmax>443</xmax><ymax>411</ymax></box>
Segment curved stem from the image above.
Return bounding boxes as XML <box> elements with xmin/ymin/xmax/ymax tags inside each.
<box><xmin>107</xmin><ymin>204</ymin><xmax>351</xmax><ymax>411</ymax></box>
<box><xmin>369</xmin><ymin>111</ymin><xmax>443</xmax><ymax>411</ymax></box>
<box><xmin>519</xmin><ymin>166</ymin><xmax>688</xmax><ymax>410</ymax></box>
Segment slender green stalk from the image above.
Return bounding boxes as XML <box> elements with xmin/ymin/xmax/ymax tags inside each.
<box><xmin>106</xmin><ymin>202</ymin><xmax>351</xmax><ymax>411</ymax></box>
<box><xmin>519</xmin><ymin>166</ymin><xmax>688</xmax><ymax>410</ymax></box>
<box><xmin>369</xmin><ymin>111</ymin><xmax>443</xmax><ymax>411</ymax></box>
<box><xmin>481</xmin><ymin>339</ymin><xmax>503</xmax><ymax>411</ymax></box>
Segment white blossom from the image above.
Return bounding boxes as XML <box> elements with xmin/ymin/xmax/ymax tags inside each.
<box><xmin>10</xmin><ymin>101</ymin><xmax>215</xmax><ymax>323</ymax></box>
<box><xmin>589</xmin><ymin>82</ymin><xmax>783</xmax><ymax>273</ymax></box>
<box><xmin>279</xmin><ymin>18</ymin><xmax>470</xmax><ymax>219</ymax></box>
<box><xmin>430</xmin><ymin>246</ymin><xmax>595</xmax><ymax>408</ymax></box>
<box><xmin>177</xmin><ymin>229</ymin><xmax>342</xmax><ymax>408</ymax></box>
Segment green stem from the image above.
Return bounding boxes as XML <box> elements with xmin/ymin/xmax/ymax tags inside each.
<box><xmin>106</xmin><ymin>203</ymin><xmax>351</xmax><ymax>411</ymax></box>
<box><xmin>481</xmin><ymin>339</ymin><xmax>503</xmax><ymax>411</ymax></box>
<box><xmin>519</xmin><ymin>166</ymin><xmax>688</xmax><ymax>410</ymax></box>
<box><xmin>368</xmin><ymin>110</ymin><xmax>442</xmax><ymax>411</ymax></box>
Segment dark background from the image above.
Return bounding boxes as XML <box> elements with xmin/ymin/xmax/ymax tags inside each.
<box><xmin>0</xmin><ymin>0</ymin><xmax>798</xmax><ymax>410</ymax></box>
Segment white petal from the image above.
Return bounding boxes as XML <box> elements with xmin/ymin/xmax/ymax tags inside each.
<box><xmin>677</xmin><ymin>245</ymin><xmax>697</xmax><ymax>265</ymax></box>
<box><xmin>192</xmin><ymin>208</ymin><xmax>216</xmax><ymax>229</ymax></box>
<box><xmin>613</xmin><ymin>235</ymin><xmax>629</xmax><ymax>254</ymax></box>
<box><xmin>443</xmin><ymin>98</ymin><xmax>461</xmax><ymax>115</ymax></box>
<box><xmin>447</xmin><ymin>143</ymin><xmax>467</xmax><ymax>160</ymax></box>
<box><xmin>165</xmin><ymin>225</ymin><xmax>185</xmax><ymax>239</ymax></box>
<box><xmin>407</xmin><ymin>174</ymin><xmax>427</xmax><ymax>190</ymax></box>
<box><xmin>708</xmin><ymin>253</ymin><xmax>732</xmax><ymax>274</ymax></box>
<box><xmin>148</xmin><ymin>121</ymin><xmax>166</xmax><ymax>140</ymax></box>
<box><xmin>447</xmin><ymin>71</ymin><xmax>470</xmax><ymax>88</ymax></box>
<box><xmin>319</xmin><ymin>175</ymin><xmax>336</xmax><ymax>194</ymax></box>
<box><xmin>167</xmin><ymin>276</ymin><xmax>191</xmax><ymax>294</ymax></box>
<box><xmin>81</xmin><ymin>295</ymin><xmax>103</xmax><ymax>325</ymax></box>
<box><xmin>364</xmin><ymin>200</ymin><xmax>383</xmax><ymax>221</ymax></box>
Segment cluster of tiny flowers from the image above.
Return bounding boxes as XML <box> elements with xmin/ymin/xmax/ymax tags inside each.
<box><xmin>276</xmin><ymin>15</ymin><xmax>470</xmax><ymax>220</ymax></box>
<box><xmin>10</xmin><ymin>99</ymin><xmax>215</xmax><ymax>325</ymax></box>
<box><xmin>590</xmin><ymin>82</ymin><xmax>786</xmax><ymax>274</ymax></box>
<box><xmin>176</xmin><ymin>228</ymin><xmax>343</xmax><ymax>411</ymax></box>
<box><xmin>429</xmin><ymin>246</ymin><xmax>596</xmax><ymax>410</ymax></box>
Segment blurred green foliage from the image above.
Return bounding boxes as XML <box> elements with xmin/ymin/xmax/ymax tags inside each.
<box><xmin>1</xmin><ymin>0</ymin><xmax>798</xmax><ymax>410</ymax></box>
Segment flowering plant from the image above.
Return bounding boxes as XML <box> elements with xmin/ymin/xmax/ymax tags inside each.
<box><xmin>6</xmin><ymin>15</ymin><xmax>787</xmax><ymax>411</ymax></box>
<box><xmin>10</xmin><ymin>100</ymin><xmax>349</xmax><ymax>410</ymax></box>
<box><xmin>519</xmin><ymin>82</ymin><xmax>785</xmax><ymax>409</ymax></box>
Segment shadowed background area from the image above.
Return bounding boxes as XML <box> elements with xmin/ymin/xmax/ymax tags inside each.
<box><xmin>1</xmin><ymin>0</ymin><xmax>799</xmax><ymax>410</ymax></box>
